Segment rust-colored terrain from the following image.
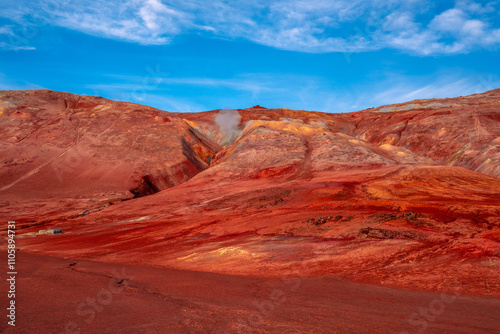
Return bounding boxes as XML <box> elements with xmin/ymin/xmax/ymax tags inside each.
<box><xmin>1</xmin><ymin>89</ymin><xmax>499</xmax><ymax>333</ymax></box>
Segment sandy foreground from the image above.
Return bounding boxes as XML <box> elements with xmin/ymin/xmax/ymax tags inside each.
<box><xmin>1</xmin><ymin>252</ymin><xmax>499</xmax><ymax>334</ymax></box>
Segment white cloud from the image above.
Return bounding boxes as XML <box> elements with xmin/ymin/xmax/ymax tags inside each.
<box><xmin>138</xmin><ymin>0</ymin><xmax>186</xmax><ymax>34</ymax></box>
<box><xmin>430</xmin><ymin>8</ymin><xmax>466</xmax><ymax>33</ymax></box>
<box><xmin>455</xmin><ymin>0</ymin><xmax>497</xmax><ymax>14</ymax></box>
<box><xmin>1</xmin><ymin>0</ymin><xmax>500</xmax><ymax>55</ymax></box>
<box><xmin>429</xmin><ymin>7</ymin><xmax>490</xmax><ymax>42</ymax></box>
<box><xmin>45</xmin><ymin>0</ymin><xmax>190</xmax><ymax>45</ymax></box>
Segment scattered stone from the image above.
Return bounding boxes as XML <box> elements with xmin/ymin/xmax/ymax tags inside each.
<box><xmin>369</xmin><ymin>213</ymin><xmax>398</xmax><ymax>221</ymax></box>
<box><xmin>404</xmin><ymin>211</ymin><xmax>423</xmax><ymax>221</ymax></box>
<box><xmin>307</xmin><ymin>216</ymin><xmax>332</xmax><ymax>226</ymax></box>
<box><xmin>359</xmin><ymin>227</ymin><xmax>419</xmax><ymax>239</ymax></box>
<box><xmin>38</xmin><ymin>228</ymin><xmax>63</xmax><ymax>235</ymax></box>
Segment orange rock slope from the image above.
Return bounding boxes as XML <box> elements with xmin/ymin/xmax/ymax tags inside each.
<box><xmin>1</xmin><ymin>89</ymin><xmax>499</xmax><ymax>296</ymax></box>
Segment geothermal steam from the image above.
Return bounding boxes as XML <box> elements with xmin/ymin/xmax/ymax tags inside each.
<box><xmin>215</xmin><ymin>108</ymin><xmax>241</xmax><ymax>145</ymax></box>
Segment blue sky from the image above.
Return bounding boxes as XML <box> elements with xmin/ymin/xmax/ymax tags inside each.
<box><xmin>0</xmin><ymin>0</ymin><xmax>499</xmax><ymax>113</ymax></box>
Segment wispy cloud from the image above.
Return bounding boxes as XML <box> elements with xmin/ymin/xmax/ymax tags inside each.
<box><xmin>131</xmin><ymin>92</ymin><xmax>206</xmax><ymax>112</ymax></box>
<box><xmin>0</xmin><ymin>42</ymin><xmax>35</xmax><ymax>50</ymax></box>
<box><xmin>86</xmin><ymin>70</ymin><xmax>348</xmax><ymax>112</ymax></box>
<box><xmin>86</xmin><ymin>70</ymin><xmax>499</xmax><ymax>114</ymax></box>
<box><xmin>94</xmin><ymin>72</ymin><xmax>292</xmax><ymax>92</ymax></box>
<box><xmin>85</xmin><ymin>81</ymin><xmax>207</xmax><ymax>112</ymax></box>
<box><xmin>0</xmin><ymin>26</ymin><xmax>14</xmax><ymax>35</ymax></box>
<box><xmin>1</xmin><ymin>0</ymin><xmax>500</xmax><ymax>55</ymax></box>
<box><xmin>0</xmin><ymin>24</ymin><xmax>35</xmax><ymax>50</ymax></box>
<box><xmin>0</xmin><ymin>73</ymin><xmax>41</xmax><ymax>90</ymax></box>
<box><xmin>86</xmin><ymin>73</ymin><xmax>300</xmax><ymax>108</ymax></box>
<box><xmin>48</xmin><ymin>0</ymin><xmax>189</xmax><ymax>45</ymax></box>
<box><xmin>154</xmin><ymin>76</ymin><xmax>285</xmax><ymax>98</ymax></box>
<box><xmin>254</xmin><ymin>72</ymin><xmax>499</xmax><ymax>113</ymax></box>
<box><xmin>362</xmin><ymin>73</ymin><xmax>499</xmax><ymax>108</ymax></box>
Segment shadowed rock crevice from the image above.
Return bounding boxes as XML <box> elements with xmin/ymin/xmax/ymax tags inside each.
<box><xmin>129</xmin><ymin>128</ymin><xmax>223</xmax><ymax>199</ymax></box>
<box><xmin>182</xmin><ymin>137</ymin><xmax>209</xmax><ymax>171</ymax></box>
<box><xmin>129</xmin><ymin>175</ymin><xmax>161</xmax><ymax>198</ymax></box>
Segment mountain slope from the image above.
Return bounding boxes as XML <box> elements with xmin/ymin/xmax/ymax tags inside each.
<box><xmin>0</xmin><ymin>89</ymin><xmax>220</xmax><ymax>222</ymax></box>
<box><xmin>1</xmin><ymin>88</ymin><xmax>500</xmax><ymax>297</ymax></box>
<box><xmin>176</xmin><ymin>89</ymin><xmax>500</xmax><ymax>177</ymax></box>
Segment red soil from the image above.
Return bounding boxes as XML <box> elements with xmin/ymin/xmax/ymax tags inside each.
<box><xmin>0</xmin><ymin>89</ymin><xmax>499</xmax><ymax>332</ymax></box>
<box><xmin>1</xmin><ymin>252</ymin><xmax>499</xmax><ymax>334</ymax></box>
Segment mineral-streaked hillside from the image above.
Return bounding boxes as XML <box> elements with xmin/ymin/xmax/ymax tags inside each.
<box><xmin>1</xmin><ymin>89</ymin><xmax>499</xmax><ymax>298</ymax></box>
